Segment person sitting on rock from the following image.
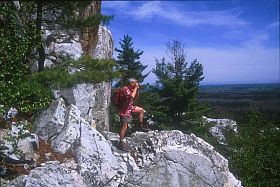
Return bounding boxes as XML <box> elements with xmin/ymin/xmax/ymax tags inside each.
<box><xmin>116</xmin><ymin>78</ymin><xmax>149</xmax><ymax>151</ymax></box>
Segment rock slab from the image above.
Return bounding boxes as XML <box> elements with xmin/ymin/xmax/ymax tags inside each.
<box><xmin>104</xmin><ymin>130</ymin><xmax>242</xmax><ymax>187</ymax></box>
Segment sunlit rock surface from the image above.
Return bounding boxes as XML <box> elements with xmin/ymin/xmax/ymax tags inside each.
<box><xmin>5</xmin><ymin>119</ymin><xmax>241</xmax><ymax>187</ymax></box>
<box><xmin>203</xmin><ymin>116</ymin><xmax>238</xmax><ymax>145</ymax></box>
<box><xmin>38</xmin><ymin>25</ymin><xmax>113</xmax><ymax>131</ymax></box>
<box><xmin>6</xmin><ymin>161</ymin><xmax>86</xmax><ymax>187</ymax></box>
<box><xmin>103</xmin><ymin>130</ymin><xmax>242</xmax><ymax>187</ymax></box>
<box><xmin>34</xmin><ymin>98</ymin><xmax>66</xmax><ymax>141</ymax></box>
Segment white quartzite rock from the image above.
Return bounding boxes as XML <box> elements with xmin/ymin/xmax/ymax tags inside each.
<box><xmin>104</xmin><ymin>130</ymin><xmax>242</xmax><ymax>187</ymax></box>
<box><xmin>34</xmin><ymin>98</ymin><xmax>66</xmax><ymax>140</ymax></box>
<box><xmin>92</xmin><ymin>25</ymin><xmax>114</xmax><ymax>59</ymax></box>
<box><xmin>76</xmin><ymin>115</ymin><xmax>121</xmax><ymax>186</ymax></box>
<box><xmin>45</xmin><ymin>104</ymin><xmax>122</xmax><ymax>186</ymax></box>
<box><xmin>44</xmin><ymin>29</ymin><xmax>83</xmax><ymax>62</ymax></box>
<box><xmin>70</xmin><ymin>25</ymin><xmax>113</xmax><ymax>131</ymax></box>
<box><xmin>204</xmin><ymin>116</ymin><xmax>238</xmax><ymax>145</ymax></box>
<box><xmin>0</xmin><ymin>123</ymin><xmax>39</xmax><ymax>162</ymax></box>
<box><xmin>47</xmin><ymin>25</ymin><xmax>113</xmax><ymax>131</ymax></box>
<box><xmin>50</xmin><ymin>105</ymin><xmax>82</xmax><ymax>154</ymax></box>
<box><xmin>4</xmin><ymin>161</ymin><xmax>87</xmax><ymax>187</ymax></box>
<box><xmin>11</xmin><ymin>112</ymin><xmax>242</xmax><ymax>187</ymax></box>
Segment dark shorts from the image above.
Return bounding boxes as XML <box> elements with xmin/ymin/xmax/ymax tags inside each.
<box><xmin>120</xmin><ymin>115</ymin><xmax>132</xmax><ymax>123</ymax></box>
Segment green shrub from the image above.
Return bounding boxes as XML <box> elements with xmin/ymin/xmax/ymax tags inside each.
<box><xmin>227</xmin><ymin>110</ymin><xmax>280</xmax><ymax>186</ymax></box>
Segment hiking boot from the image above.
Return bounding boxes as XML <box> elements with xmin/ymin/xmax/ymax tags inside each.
<box><xmin>137</xmin><ymin>126</ymin><xmax>150</xmax><ymax>132</ymax></box>
<box><xmin>117</xmin><ymin>141</ymin><xmax>130</xmax><ymax>151</ymax></box>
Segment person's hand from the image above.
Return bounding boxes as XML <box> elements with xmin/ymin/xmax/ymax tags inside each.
<box><xmin>135</xmin><ymin>82</ymin><xmax>140</xmax><ymax>89</ymax></box>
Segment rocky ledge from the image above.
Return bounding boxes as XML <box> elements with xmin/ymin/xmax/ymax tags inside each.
<box><xmin>2</xmin><ymin>100</ymin><xmax>241</xmax><ymax>187</ymax></box>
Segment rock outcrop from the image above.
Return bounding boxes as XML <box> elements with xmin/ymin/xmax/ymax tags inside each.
<box><xmin>6</xmin><ymin>161</ymin><xmax>86</xmax><ymax>187</ymax></box>
<box><xmin>41</xmin><ymin>24</ymin><xmax>113</xmax><ymax>131</ymax></box>
<box><xmin>0</xmin><ymin>122</ymin><xmax>39</xmax><ymax>164</ymax></box>
<box><xmin>4</xmin><ymin>113</ymin><xmax>242</xmax><ymax>187</ymax></box>
<box><xmin>32</xmin><ymin>102</ymin><xmax>123</xmax><ymax>186</ymax></box>
<box><xmin>2</xmin><ymin>98</ymin><xmax>241</xmax><ymax>187</ymax></box>
<box><xmin>4</xmin><ymin>103</ymin><xmax>242</xmax><ymax>187</ymax></box>
<box><xmin>34</xmin><ymin>98</ymin><xmax>66</xmax><ymax>141</ymax></box>
<box><xmin>36</xmin><ymin>1</ymin><xmax>113</xmax><ymax>131</ymax></box>
<box><xmin>57</xmin><ymin>80</ymin><xmax>111</xmax><ymax>131</ymax></box>
<box><xmin>203</xmin><ymin>117</ymin><xmax>238</xmax><ymax>145</ymax></box>
<box><xmin>104</xmin><ymin>130</ymin><xmax>242</xmax><ymax>187</ymax></box>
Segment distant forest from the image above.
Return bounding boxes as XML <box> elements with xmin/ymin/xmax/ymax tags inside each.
<box><xmin>198</xmin><ymin>83</ymin><xmax>280</xmax><ymax>123</ymax></box>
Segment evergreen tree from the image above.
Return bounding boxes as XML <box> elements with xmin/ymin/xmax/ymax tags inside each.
<box><xmin>115</xmin><ymin>35</ymin><xmax>149</xmax><ymax>87</ymax></box>
<box><xmin>153</xmin><ymin>40</ymin><xmax>204</xmax><ymax>122</ymax></box>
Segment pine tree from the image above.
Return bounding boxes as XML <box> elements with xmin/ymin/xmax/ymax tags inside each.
<box><xmin>153</xmin><ymin>40</ymin><xmax>204</xmax><ymax>122</ymax></box>
<box><xmin>115</xmin><ymin>35</ymin><xmax>149</xmax><ymax>87</ymax></box>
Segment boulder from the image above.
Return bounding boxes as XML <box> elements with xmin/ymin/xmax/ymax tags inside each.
<box><xmin>4</xmin><ymin>161</ymin><xmax>87</xmax><ymax>187</ymax></box>
<box><xmin>0</xmin><ymin>122</ymin><xmax>39</xmax><ymax>162</ymax></box>
<box><xmin>17</xmin><ymin>134</ymin><xmax>39</xmax><ymax>161</ymax></box>
<box><xmin>47</xmin><ymin>104</ymin><xmax>122</xmax><ymax>186</ymax></box>
<box><xmin>50</xmin><ymin>105</ymin><xmax>82</xmax><ymax>154</ymax></box>
<box><xmin>75</xmin><ymin>115</ymin><xmax>121</xmax><ymax>186</ymax></box>
<box><xmin>104</xmin><ymin>130</ymin><xmax>242</xmax><ymax>187</ymax></box>
<box><xmin>34</xmin><ymin>98</ymin><xmax>66</xmax><ymax>140</ymax></box>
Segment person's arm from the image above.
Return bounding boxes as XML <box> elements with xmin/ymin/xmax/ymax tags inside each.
<box><xmin>130</xmin><ymin>82</ymin><xmax>139</xmax><ymax>99</ymax></box>
<box><xmin>130</xmin><ymin>87</ymin><xmax>138</xmax><ymax>99</ymax></box>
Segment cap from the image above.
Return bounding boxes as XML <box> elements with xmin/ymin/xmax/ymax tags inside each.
<box><xmin>128</xmin><ymin>78</ymin><xmax>137</xmax><ymax>83</ymax></box>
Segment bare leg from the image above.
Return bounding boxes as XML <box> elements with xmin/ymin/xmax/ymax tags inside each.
<box><xmin>133</xmin><ymin>106</ymin><xmax>144</xmax><ymax>127</ymax></box>
<box><xmin>119</xmin><ymin>123</ymin><xmax>128</xmax><ymax>141</ymax></box>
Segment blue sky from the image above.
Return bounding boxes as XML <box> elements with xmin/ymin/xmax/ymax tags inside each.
<box><xmin>102</xmin><ymin>0</ymin><xmax>279</xmax><ymax>84</ymax></box>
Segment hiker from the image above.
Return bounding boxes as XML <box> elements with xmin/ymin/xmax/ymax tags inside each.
<box><xmin>115</xmin><ymin>78</ymin><xmax>149</xmax><ymax>151</ymax></box>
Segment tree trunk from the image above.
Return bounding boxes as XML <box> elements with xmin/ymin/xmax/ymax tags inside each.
<box><xmin>36</xmin><ymin>0</ymin><xmax>45</xmax><ymax>72</ymax></box>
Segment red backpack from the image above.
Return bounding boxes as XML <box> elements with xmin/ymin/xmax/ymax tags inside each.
<box><xmin>112</xmin><ymin>87</ymin><xmax>129</xmax><ymax>111</ymax></box>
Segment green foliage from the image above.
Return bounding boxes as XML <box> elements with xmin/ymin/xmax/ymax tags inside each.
<box><xmin>227</xmin><ymin>110</ymin><xmax>280</xmax><ymax>186</ymax></box>
<box><xmin>109</xmin><ymin>105</ymin><xmax>121</xmax><ymax>133</ymax></box>
<box><xmin>41</xmin><ymin>1</ymin><xmax>112</xmax><ymax>30</ymax></box>
<box><xmin>33</xmin><ymin>55</ymin><xmax>120</xmax><ymax>89</ymax></box>
<box><xmin>138</xmin><ymin>84</ymin><xmax>170</xmax><ymax>125</ymax></box>
<box><xmin>0</xmin><ymin>2</ymin><xmax>50</xmax><ymax>114</ymax></box>
<box><xmin>114</xmin><ymin>35</ymin><xmax>149</xmax><ymax>87</ymax></box>
<box><xmin>152</xmin><ymin>40</ymin><xmax>205</xmax><ymax>123</ymax></box>
<box><xmin>2</xmin><ymin>120</ymin><xmax>33</xmax><ymax>158</ymax></box>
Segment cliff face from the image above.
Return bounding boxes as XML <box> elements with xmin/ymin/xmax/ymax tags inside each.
<box><xmin>79</xmin><ymin>1</ymin><xmax>101</xmax><ymax>56</ymax></box>
<box><xmin>41</xmin><ymin>1</ymin><xmax>113</xmax><ymax>131</ymax></box>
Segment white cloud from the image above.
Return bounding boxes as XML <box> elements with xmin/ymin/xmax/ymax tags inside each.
<box><xmin>126</xmin><ymin>2</ymin><xmax>162</xmax><ymax>19</ymax></box>
<box><xmin>102</xmin><ymin>1</ymin><xmax>130</xmax><ymax>10</ymax></box>
<box><xmin>241</xmin><ymin>33</ymin><xmax>270</xmax><ymax>48</ymax></box>
<box><xmin>269</xmin><ymin>21</ymin><xmax>279</xmax><ymax>27</ymax></box>
<box><xmin>106</xmin><ymin>1</ymin><xmax>248</xmax><ymax>28</ymax></box>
